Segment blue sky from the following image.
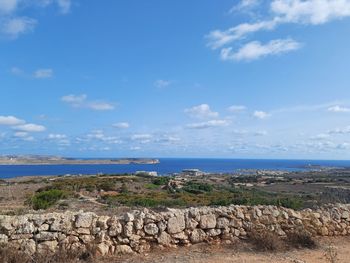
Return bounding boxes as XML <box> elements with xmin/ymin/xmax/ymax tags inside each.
<box><xmin>1</xmin><ymin>0</ymin><xmax>350</xmax><ymax>159</ymax></box>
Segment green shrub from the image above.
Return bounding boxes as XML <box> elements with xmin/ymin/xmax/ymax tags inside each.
<box><xmin>152</xmin><ymin>177</ymin><xmax>170</xmax><ymax>185</ymax></box>
<box><xmin>182</xmin><ymin>182</ymin><xmax>213</xmax><ymax>194</ymax></box>
<box><xmin>144</xmin><ymin>183</ymin><xmax>159</xmax><ymax>190</ymax></box>
<box><xmin>30</xmin><ymin>189</ymin><xmax>67</xmax><ymax>210</ymax></box>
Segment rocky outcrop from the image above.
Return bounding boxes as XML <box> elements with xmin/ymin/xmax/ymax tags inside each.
<box><xmin>1</xmin><ymin>204</ymin><xmax>350</xmax><ymax>255</ymax></box>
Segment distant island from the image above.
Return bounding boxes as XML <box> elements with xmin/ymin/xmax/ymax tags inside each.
<box><xmin>0</xmin><ymin>155</ymin><xmax>160</xmax><ymax>165</ymax></box>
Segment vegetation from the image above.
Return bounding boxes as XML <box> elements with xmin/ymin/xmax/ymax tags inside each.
<box><xmin>30</xmin><ymin>189</ymin><xmax>68</xmax><ymax>210</ymax></box>
<box><xmin>286</xmin><ymin>229</ymin><xmax>317</xmax><ymax>249</ymax></box>
<box><xmin>249</xmin><ymin>228</ymin><xmax>284</xmax><ymax>251</ymax></box>
<box><xmin>0</xmin><ymin>245</ymin><xmax>94</xmax><ymax>263</ymax></box>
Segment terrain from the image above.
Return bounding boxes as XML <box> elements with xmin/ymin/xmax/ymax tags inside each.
<box><xmin>1</xmin><ymin>167</ymin><xmax>350</xmax><ymax>214</ymax></box>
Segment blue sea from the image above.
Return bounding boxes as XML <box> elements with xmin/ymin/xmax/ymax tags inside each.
<box><xmin>1</xmin><ymin>158</ymin><xmax>350</xmax><ymax>179</ymax></box>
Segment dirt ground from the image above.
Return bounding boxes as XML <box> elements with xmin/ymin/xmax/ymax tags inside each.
<box><xmin>114</xmin><ymin>236</ymin><xmax>350</xmax><ymax>263</ymax></box>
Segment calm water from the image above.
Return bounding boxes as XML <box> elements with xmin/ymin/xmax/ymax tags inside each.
<box><xmin>1</xmin><ymin>158</ymin><xmax>350</xmax><ymax>179</ymax></box>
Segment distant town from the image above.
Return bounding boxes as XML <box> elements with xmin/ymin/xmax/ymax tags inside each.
<box><xmin>0</xmin><ymin>155</ymin><xmax>159</xmax><ymax>165</ymax></box>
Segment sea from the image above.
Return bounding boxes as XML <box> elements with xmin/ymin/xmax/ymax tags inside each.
<box><xmin>1</xmin><ymin>158</ymin><xmax>350</xmax><ymax>179</ymax></box>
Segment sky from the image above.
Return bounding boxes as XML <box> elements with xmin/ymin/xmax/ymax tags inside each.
<box><xmin>1</xmin><ymin>0</ymin><xmax>350</xmax><ymax>159</ymax></box>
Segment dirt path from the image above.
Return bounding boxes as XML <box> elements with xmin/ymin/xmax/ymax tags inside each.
<box><xmin>113</xmin><ymin>236</ymin><xmax>350</xmax><ymax>263</ymax></box>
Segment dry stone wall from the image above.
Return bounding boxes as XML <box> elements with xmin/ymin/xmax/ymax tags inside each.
<box><xmin>1</xmin><ymin>204</ymin><xmax>350</xmax><ymax>255</ymax></box>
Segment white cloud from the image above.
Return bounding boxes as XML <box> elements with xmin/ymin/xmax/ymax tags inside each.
<box><xmin>327</xmin><ymin>105</ymin><xmax>350</xmax><ymax>113</ymax></box>
<box><xmin>13</xmin><ymin>131</ymin><xmax>28</xmax><ymax>138</ymax></box>
<box><xmin>154</xmin><ymin>79</ymin><xmax>171</xmax><ymax>89</ymax></box>
<box><xmin>88</xmin><ymin>102</ymin><xmax>115</xmax><ymax>111</ymax></box>
<box><xmin>207</xmin><ymin>0</ymin><xmax>350</xmax><ymax>61</ymax></box>
<box><xmin>186</xmin><ymin>119</ymin><xmax>230</xmax><ymax>129</ymax></box>
<box><xmin>1</xmin><ymin>17</ymin><xmax>37</xmax><ymax>38</ymax></box>
<box><xmin>253</xmin><ymin>110</ymin><xmax>270</xmax><ymax>119</ymax></box>
<box><xmin>10</xmin><ymin>66</ymin><xmax>24</xmax><ymax>76</ymax></box>
<box><xmin>14</xmin><ymin>123</ymin><xmax>46</xmax><ymax>132</ymax></box>
<box><xmin>232</xmin><ymin>0</ymin><xmax>260</xmax><ymax>12</ymax></box>
<box><xmin>328</xmin><ymin>126</ymin><xmax>350</xmax><ymax>135</ymax></box>
<box><xmin>228</xmin><ymin>105</ymin><xmax>247</xmax><ymax>112</ymax></box>
<box><xmin>0</xmin><ymin>0</ymin><xmax>18</xmax><ymax>14</ymax></box>
<box><xmin>131</xmin><ymin>134</ymin><xmax>153</xmax><ymax>140</ymax></box>
<box><xmin>271</xmin><ymin>0</ymin><xmax>350</xmax><ymax>25</ymax></box>
<box><xmin>310</xmin><ymin>133</ymin><xmax>330</xmax><ymax>140</ymax></box>
<box><xmin>207</xmin><ymin>19</ymin><xmax>279</xmax><ymax>50</ymax></box>
<box><xmin>221</xmin><ymin>39</ymin><xmax>301</xmax><ymax>61</ymax></box>
<box><xmin>0</xmin><ymin>0</ymin><xmax>72</xmax><ymax>39</ymax></box>
<box><xmin>185</xmin><ymin>104</ymin><xmax>219</xmax><ymax>119</ymax></box>
<box><xmin>61</xmin><ymin>94</ymin><xmax>87</xmax><ymax>104</ymax></box>
<box><xmin>0</xmin><ymin>115</ymin><xmax>25</xmax><ymax>125</ymax></box>
<box><xmin>56</xmin><ymin>0</ymin><xmax>71</xmax><ymax>14</ymax></box>
<box><xmin>61</xmin><ymin>94</ymin><xmax>115</xmax><ymax>111</ymax></box>
<box><xmin>48</xmin><ymin>133</ymin><xmax>67</xmax><ymax>139</ymax></box>
<box><xmin>113</xmin><ymin>122</ymin><xmax>130</xmax><ymax>129</ymax></box>
<box><xmin>254</xmin><ymin>130</ymin><xmax>268</xmax><ymax>136</ymax></box>
<box><xmin>34</xmin><ymin>68</ymin><xmax>53</xmax><ymax>79</ymax></box>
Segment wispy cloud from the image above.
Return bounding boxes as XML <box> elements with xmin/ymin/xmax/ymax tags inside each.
<box><xmin>253</xmin><ymin>110</ymin><xmax>270</xmax><ymax>119</ymax></box>
<box><xmin>0</xmin><ymin>116</ymin><xmax>25</xmax><ymax>126</ymax></box>
<box><xmin>61</xmin><ymin>94</ymin><xmax>115</xmax><ymax>111</ymax></box>
<box><xmin>34</xmin><ymin>68</ymin><xmax>53</xmax><ymax>79</ymax></box>
<box><xmin>221</xmin><ymin>38</ymin><xmax>301</xmax><ymax>61</ymax></box>
<box><xmin>207</xmin><ymin>0</ymin><xmax>350</xmax><ymax>61</ymax></box>
<box><xmin>186</xmin><ymin>119</ymin><xmax>230</xmax><ymax>129</ymax></box>
<box><xmin>328</xmin><ymin>105</ymin><xmax>350</xmax><ymax>113</ymax></box>
<box><xmin>185</xmin><ymin>104</ymin><xmax>219</xmax><ymax>119</ymax></box>
<box><xmin>0</xmin><ymin>0</ymin><xmax>72</xmax><ymax>39</ymax></box>
<box><xmin>13</xmin><ymin>123</ymin><xmax>46</xmax><ymax>132</ymax></box>
<box><xmin>228</xmin><ymin>105</ymin><xmax>247</xmax><ymax>112</ymax></box>
<box><xmin>154</xmin><ymin>79</ymin><xmax>171</xmax><ymax>89</ymax></box>
<box><xmin>0</xmin><ymin>17</ymin><xmax>37</xmax><ymax>39</ymax></box>
<box><xmin>112</xmin><ymin>122</ymin><xmax>130</xmax><ymax>129</ymax></box>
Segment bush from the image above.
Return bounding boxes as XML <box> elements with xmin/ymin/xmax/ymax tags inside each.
<box><xmin>0</xmin><ymin>245</ymin><xmax>93</xmax><ymax>263</ymax></box>
<box><xmin>152</xmin><ymin>177</ymin><xmax>170</xmax><ymax>186</ymax></box>
<box><xmin>287</xmin><ymin>230</ymin><xmax>317</xmax><ymax>249</ymax></box>
<box><xmin>249</xmin><ymin>228</ymin><xmax>284</xmax><ymax>251</ymax></box>
<box><xmin>182</xmin><ymin>182</ymin><xmax>213</xmax><ymax>194</ymax></box>
<box><xmin>30</xmin><ymin>189</ymin><xmax>67</xmax><ymax>210</ymax></box>
<box><xmin>144</xmin><ymin>183</ymin><xmax>159</xmax><ymax>190</ymax></box>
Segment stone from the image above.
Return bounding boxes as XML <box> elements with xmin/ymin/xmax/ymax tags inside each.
<box><xmin>96</xmin><ymin>216</ymin><xmax>110</xmax><ymax>230</ymax></box>
<box><xmin>157</xmin><ymin>221</ymin><xmax>167</xmax><ymax>232</ymax></box>
<box><xmin>157</xmin><ymin>232</ymin><xmax>172</xmax><ymax>246</ymax></box>
<box><xmin>76</xmin><ymin>228</ymin><xmax>91</xmax><ymax>235</ymax></box>
<box><xmin>167</xmin><ymin>215</ymin><xmax>185</xmax><ymax>234</ymax></box>
<box><xmin>186</xmin><ymin>218</ymin><xmax>198</xmax><ymax>230</ymax></box>
<box><xmin>124</xmin><ymin>222</ymin><xmax>134</xmax><ymax>237</ymax></box>
<box><xmin>144</xmin><ymin>223</ymin><xmax>159</xmax><ymax>235</ymax></box>
<box><xmin>341</xmin><ymin>211</ymin><xmax>349</xmax><ymax>220</ymax></box>
<box><xmin>108</xmin><ymin>221</ymin><xmax>123</xmax><ymax>236</ymax></box>
<box><xmin>216</xmin><ymin>217</ymin><xmax>229</xmax><ymax>229</ymax></box>
<box><xmin>37</xmin><ymin>241</ymin><xmax>58</xmax><ymax>253</ymax></box>
<box><xmin>21</xmin><ymin>239</ymin><xmax>36</xmax><ymax>255</ymax></box>
<box><xmin>124</xmin><ymin>213</ymin><xmax>135</xmax><ymax>222</ymax></box>
<box><xmin>207</xmin><ymin>229</ymin><xmax>221</xmax><ymax>237</ymax></box>
<box><xmin>75</xmin><ymin>213</ymin><xmax>95</xmax><ymax>228</ymax></box>
<box><xmin>172</xmin><ymin>231</ymin><xmax>188</xmax><ymax>240</ymax></box>
<box><xmin>115</xmin><ymin>245</ymin><xmax>133</xmax><ymax>254</ymax></box>
<box><xmin>96</xmin><ymin>242</ymin><xmax>110</xmax><ymax>256</ymax></box>
<box><xmin>16</xmin><ymin>221</ymin><xmax>35</xmax><ymax>234</ymax></box>
<box><xmin>190</xmin><ymin>229</ymin><xmax>207</xmax><ymax>243</ymax></box>
<box><xmin>35</xmin><ymin>231</ymin><xmax>58</xmax><ymax>241</ymax></box>
<box><xmin>200</xmin><ymin>214</ymin><xmax>216</xmax><ymax>229</ymax></box>
<box><xmin>134</xmin><ymin>217</ymin><xmax>144</xmax><ymax>230</ymax></box>
<box><xmin>0</xmin><ymin>234</ymin><xmax>8</xmax><ymax>243</ymax></box>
